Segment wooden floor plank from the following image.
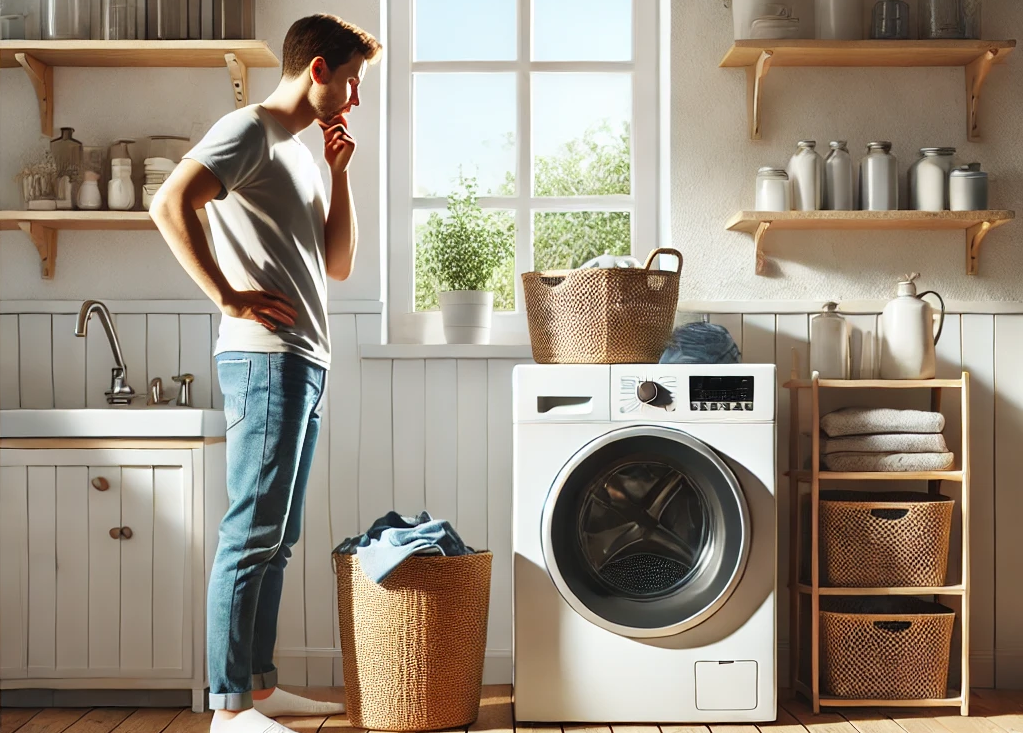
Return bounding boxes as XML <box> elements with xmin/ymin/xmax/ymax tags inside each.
<box><xmin>968</xmin><ymin>692</ymin><xmax>1023</xmax><ymax>733</ymax></box>
<box><xmin>709</xmin><ymin>726</ymin><xmax>760</xmax><ymax>733</ymax></box>
<box><xmin>1</xmin><ymin>710</ymin><xmax>43</xmax><ymax>733</ymax></box>
<box><xmin>564</xmin><ymin>726</ymin><xmax>612</xmax><ymax>733</ymax></box>
<box><xmin>782</xmin><ymin>698</ymin><xmax>858</xmax><ymax>733</ymax></box>
<box><xmin>840</xmin><ymin>709</ymin><xmax>910</xmax><ymax>733</ymax></box>
<box><xmin>10</xmin><ymin>710</ymin><xmax>90</xmax><ymax>733</ymax></box>
<box><xmin>891</xmin><ymin>709</ymin><xmax>1005</xmax><ymax>733</ymax></box>
<box><xmin>756</xmin><ymin>706</ymin><xmax>806</xmax><ymax>733</ymax></box>
<box><xmin>275</xmin><ymin>717</ymin><xmax>329</xmax><ymax>733</ymax></box>
<box><xmin>61</xmin><ymin>710</ymin><xmax>134</xmax><ymax>733</ymax></box>
<box><xmin>471</xmin><ymin>685</ymin><xmax>513</xmax><ymax>733</ymax></box>
<box><xmin>882</xmin><ymin>710</ymin><xmax>955</xmax><ymax>733</ymax></box>
<box><xmin>610</xmin><ymin>727</ymin><xmax>661</xmax><ymax>733</ymax></box>
<box><xmin>160</xmin><ymin>709</ymin><xmax>212</xmax><ymax>733</ymax></box>
<box><xmin>661</xmin><ymin>727</ymin><xmax>712</xmax><ymax>733</ymax></box>
<box><xmin>109</xmin><ymin>709</ymin><xmax>182</xmax><ymax>733</ymax></box>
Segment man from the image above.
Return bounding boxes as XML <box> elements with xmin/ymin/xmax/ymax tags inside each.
<box><xmin>150</xmin><ymin>14</ymin><xmax>381</xmax><ymax>733</ymax></box>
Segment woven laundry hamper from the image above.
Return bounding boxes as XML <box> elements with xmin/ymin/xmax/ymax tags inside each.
<box><xmin>820</xmin><ymin>490</ymin><xmax>954</xmax><ymax>587</ymax></box>
<box><xmin>821</xmin><ymin>597</ymin><xmax>954</xmax><ymax>699</ymax></box>
<box><xmin>333</xmin><ymin>551</ymin><xmax>492</xmax><ymax>732</ymax></box>
<box><xmin>522</xmin><ymin>248</ymin><xmax>682</xmax><ymax>364</ymax></box>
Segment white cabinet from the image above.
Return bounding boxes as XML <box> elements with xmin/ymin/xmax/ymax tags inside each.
<box><xmin>0</xmin><ymin>447</ymin><xmax>206</xmax><ymax>700</ymax></box>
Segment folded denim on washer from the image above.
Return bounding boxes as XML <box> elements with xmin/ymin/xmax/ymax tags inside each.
<box><xmin>821</xmin><ymin>433</ymin><xmax>948</xmax><ymax>455</ymax></box>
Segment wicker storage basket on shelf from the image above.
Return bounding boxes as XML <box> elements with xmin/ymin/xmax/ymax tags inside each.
<box><xmin>820</xmin><ymin>490</ymin><xmax>954</xmax><ymax>587</ymax></box>
<box><xmin>333</xmin><ymin>551</ymin><xmax>492</xmax><ymax>732</ymax></box>
<box><xmin>522</xmin><ymin>248</ymin><xmax>682</xmax><ymax>364</ymax></box>
<box><xmin>820</xmin><ymin>597</ymin><xmax>955</xmax><ymax>699</ymax></box>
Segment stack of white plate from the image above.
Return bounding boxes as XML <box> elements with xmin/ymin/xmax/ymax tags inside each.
<box><xmin>142</xmin><ymin>157</ymin><xmax>177</xmax><ymax>210</ymax></box>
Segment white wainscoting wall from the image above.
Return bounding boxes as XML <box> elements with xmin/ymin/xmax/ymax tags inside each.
<box><xmin>1</xmin><ymin>302</ymin><xmax>1021</xmax><ymax>689</ymax></box>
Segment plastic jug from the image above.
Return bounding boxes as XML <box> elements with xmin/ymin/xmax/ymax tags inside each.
<box><xmin>810</xmin><ymin>302</ymin><xmax>850</xmax><ymax>379</ymax></box>
<box><xmin>880</xmin><ymin>273</ymin><xmax>945</xmax><ymax>380</ymax></box>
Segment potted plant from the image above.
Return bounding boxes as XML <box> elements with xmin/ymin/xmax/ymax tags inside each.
<box><xmin>419</xmin><ymin>175</ymin><xmax>514</xmax><ymax>344</ymax></box>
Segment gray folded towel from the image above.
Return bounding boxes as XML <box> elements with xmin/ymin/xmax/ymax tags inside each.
<box><xmin>823</xmin><ymin>452</ymin><xmax>955</xmax><ymax>472</ymax></box>
<box><xmin>821</xmin><ymin>407</ymin><xmax>945</xmax><ymax>437</ymax></box>
<box><xmin>822</xmin><ymin>433</ymin><xmax>949</xmax><ymax>455</ymax></box>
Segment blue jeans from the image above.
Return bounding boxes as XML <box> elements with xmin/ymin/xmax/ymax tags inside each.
<box><xmin>208</xmin><ymin>352</ymin><xmax>326</xmax><ymax>711</ymax></box>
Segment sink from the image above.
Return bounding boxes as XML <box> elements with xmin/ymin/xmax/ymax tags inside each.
<box><xmin>0</xmin><ymin>407</ymin><xmax>226</xmax><ymax>439</ymax></box>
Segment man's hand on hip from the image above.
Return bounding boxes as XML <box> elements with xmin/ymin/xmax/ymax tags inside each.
<box><xmin>319</xmin><ymin>115</ymin><xmax>356</xmax><ymax>176</ymax></box>
<box><xmin>219</xmin><ymin>290</ymin><xmax>297</xmax><ymax>332</ymax></box>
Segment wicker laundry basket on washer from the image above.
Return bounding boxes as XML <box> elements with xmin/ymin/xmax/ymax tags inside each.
<box><xmin>333</xmin><ymin>551</ymin><xmax>492</xmax><ymax>732</ymax></box>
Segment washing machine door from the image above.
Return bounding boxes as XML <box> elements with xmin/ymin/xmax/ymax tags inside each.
<box><xmin>541</xmin><ymin>425</ymin><xmax>751</xmax><ymax>638</ymax></box>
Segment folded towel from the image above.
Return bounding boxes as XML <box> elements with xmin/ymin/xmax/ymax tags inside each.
<box><xmin>823</xmin><ymin>452</ymin><xmax>955</xmax><ymax>472</ymax></box>
<box><xmin>334</xmin><ymin>510</ymin><xmax>474</xmax><ymax>583</ymax></box>
<box><xmin>822</xmin><ymin>433</ymin><xmax>949</xmax><ymax>455</ymax></box>
<box><xmin>821</xmin><ymin>407</ymin><xmax>945</xmax><ymax>437</ymax></box>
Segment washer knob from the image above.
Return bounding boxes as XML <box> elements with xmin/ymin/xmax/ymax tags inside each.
<box><xmin>637</xmin><ymin>381</ymin><xmax>659</xmax><ymax>404</ymax></box>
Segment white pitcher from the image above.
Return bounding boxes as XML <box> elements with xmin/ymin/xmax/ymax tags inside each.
<box><xmin>880</xmin><ymin>273</ymin><xmax>945</xmax><ymax>380</ymax></box>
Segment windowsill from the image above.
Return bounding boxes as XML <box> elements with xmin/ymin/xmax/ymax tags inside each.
<box><xmin>360</xmin><ymin>344</ymin><xmax>535</xmax><ymax>360</ymax></box>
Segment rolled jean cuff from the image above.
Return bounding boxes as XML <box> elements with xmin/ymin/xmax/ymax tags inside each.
<box><xmin>253</xmin><ymin>667</ymin><xmax>278</xmax><ymax>691</ymax></box>
<box><xmin>209</xmin><ymin>691</ymin><xmax>253</xmax><ymax>711</ymax></box>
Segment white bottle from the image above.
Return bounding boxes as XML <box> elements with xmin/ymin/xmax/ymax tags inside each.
<box><xmin>824</xmin><ymin>141</ymin><xmax>855</xmax><ymax>210</ymax></box>
<box><xmin>787</xmin><ymin>140</ymin><xmax>823</xmax><ymax>211</ymax></box>
<box><xmin>860</xmin><ymin>141</ymin><xmax>898</xmax><ymax>211</ymax></box>
<box><xmin>810</xmin><ymin>302</ymin><xmax>851</xmax><ymax>379</ymax></box>
<box><xmin>816</xmin><ymin>0</ymin><xmax>863</xmax><ymax>39</ymax></box>
<box><xmin>880</xmin><ymin>273</ymin><xmax>945</xmax><ymax>380</ymax></box>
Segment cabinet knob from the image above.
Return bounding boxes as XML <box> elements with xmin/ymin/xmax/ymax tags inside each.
<box><xmin>92</xmin><ymin>477</ymin><xmax>110</xmax><ymax>492</ymax></box>
<box><xmin>120</xmin><ymin>526</ymin><xmax>133</xmax><ymax>540</ymax></box>
<box><xmin>109</xmin><ymin>527</ymin><xmax>121</xmax><ymax>539</ymax></box>
<box><xmin>109</xmin><ymin>526</ymin><xmax>133</xmax><ymax>540</ymax></box>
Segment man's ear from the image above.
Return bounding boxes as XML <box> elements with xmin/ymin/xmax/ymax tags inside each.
<box><xmin>310</xmin><ymin>56</ymin><xmax>329</xmax><ymax>85</ymax></box>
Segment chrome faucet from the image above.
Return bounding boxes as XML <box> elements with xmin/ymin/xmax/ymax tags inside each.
<box><xmin>74</xmin><ymin>300</ymin><xmax>135</xmax><ymax>405</ymax></box>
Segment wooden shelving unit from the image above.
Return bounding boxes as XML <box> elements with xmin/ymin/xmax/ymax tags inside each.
<box><xmin>0</xmin><ymin>210</ymin><xmax>205</xmax><ymax>279</ymax></box>
<box><xmin>784</xmin><ymin>363</ymin><xmax>971</xmax><ymax>715</ymax></box>
<box><xmin>0</xmin><ymin>40</ymin><xmax>280</xmax><ymax>135</ymax></box>
<box><xmin>719</xmin><ymin>39</ymin><xmax>1015</xmax><ymax>140</ymax></box>
<box><xmin>725</xmin><ymin>210</ymin><xmax>1015</xmax><ymax>275</ymax></box>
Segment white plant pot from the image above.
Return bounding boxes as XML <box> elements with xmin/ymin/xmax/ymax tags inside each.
<box><xmin>438</xmin><ymin>290</ymin><xmax>494</xmax><ymax>345</ymax></box>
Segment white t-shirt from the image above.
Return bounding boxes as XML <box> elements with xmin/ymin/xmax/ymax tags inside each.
<box><xmin>184</xmin><ymin>104</ymin><xmax>331</xmax><ymax>369</ymax></box>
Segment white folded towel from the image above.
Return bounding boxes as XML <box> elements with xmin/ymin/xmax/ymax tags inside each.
<box><xmin>820</xmin><ymin>407</ymin><xmax>945</xmax><ymax>437</ymax></box>
<box><xmin>823</xmin><ymin>452</ymin><xmax>955</xmax><ymax>472</ymax></box>
<box><xmin>822</xmin><ymin>433</ymin><xmax>949</xmax><ymax>455</ymax></box>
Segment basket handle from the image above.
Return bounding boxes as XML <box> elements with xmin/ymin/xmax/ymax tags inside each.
<box><xmin>869</xmin><ymin>508</ymin><xmax>910</xmax><ymax>521</ymax></box>
<box><xmin>643</xmin><ymin>248</ymin><xmax>683</xmax><ymax>274</ymax></box>
<box><xmin>873</xmin><ymin>620</ymin><xmax>913</xmax><ymax>633</ymax></box>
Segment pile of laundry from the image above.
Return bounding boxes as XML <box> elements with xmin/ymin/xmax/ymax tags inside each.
<box><xmin>819</xmin><ymin>407</ymin><xmax>954</xmax><ymax>472</ymax></box>
<box><xmin>334</xmin><ymin>510</ymin><xmax>474</xmax><ymax>583</ymax></box>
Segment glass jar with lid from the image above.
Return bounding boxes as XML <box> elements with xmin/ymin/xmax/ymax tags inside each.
<box><xmin>755</xmin><ymin>167</ymin><xmax>791</xmax><ymax>212</ymax></box>
<box><xmin>919</xmin><ymin>0</ymin><xmax>982</xmax><ymax>40</ymax></box>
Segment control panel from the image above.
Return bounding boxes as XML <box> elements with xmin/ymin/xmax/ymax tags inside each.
<box><xmin>688</xmin><ymin>375</ymin><xmax>755</xmax><ymax>413</ymax></box>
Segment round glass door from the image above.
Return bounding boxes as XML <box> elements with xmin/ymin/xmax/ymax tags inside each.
<box><xmin>541</xmin><ymin>425</ymin><xmax>750</xmax><ymax>638</ymax></box>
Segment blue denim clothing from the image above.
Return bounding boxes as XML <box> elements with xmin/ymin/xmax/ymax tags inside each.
<box><xmin>334</xmin><ymin>511</ymin><xmax>473</xmax><ymax>583</ymax></box>
<box><xmin>208</xmin><ymin>352</ymin><xmax>326</xmax><ymax>711</ymax></box>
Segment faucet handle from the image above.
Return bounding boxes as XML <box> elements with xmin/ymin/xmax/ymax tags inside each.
<box><xmin>173</xmin><ymin>373</ymin><xmax>194</xmax><ymax>408</ymax></box>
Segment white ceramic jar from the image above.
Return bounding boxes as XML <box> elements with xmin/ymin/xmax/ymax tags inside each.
<box><xmin>949</xmin><ymin>166</ymin><xmax>989</xmax><ymax>211</ymax></box>
<box><xmin>908</xmin><ymin>147</ymin><xmax>956</xmax><ymax>211</ymax></box>
<box><xmin>880</xmin><ymin>274</ymin><xmax>945</xmax><ymax>380</ymax></box>
<box><xmin>824</xmin><ymin>141</ymin><xmax>855</xmax><ymax>210</ymax></box>
<box><xmin>860</xmin><ymin>141</ymin><xmax>898</xmax><ymax>211</ymax></box>
<box><xmin>816</xmin><ymin>0</ymin><xmax>862</xmax><ymax>39</ymax></box>
<box><xmin>787</xmin><ymin>140</ymin><xmax>823</xmax><ymax>211</ymax></box>
<box><xmin>755</xmin><ymin>167</ymin><xmax>792</xmax><ymax>211</ymax></box>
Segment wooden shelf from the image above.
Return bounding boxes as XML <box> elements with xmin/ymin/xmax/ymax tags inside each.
<box><xmin>726</xmin><ymin>210</ymin><xmax>1015</xmax><ymax>275</ymax></box>
<box><xmin>719</xmin><ymin>40</ymin><xmax>1015</xmax><ymax>140</ymax></box>
<box><xmin>0</xmin><ymin>40</ymin><xmax>279</xmax><ymax>135</ymax></box>
<box><xmin>819</xmin><ymin>692</ymin><xmax>964</xmax><ymax>708</ymax></box>
<box><xmin>0</xmin><ymin>210</ymin><xmax>206</xmax><ymax>279</ymax></box>
<box><xmin>784</xmin><ymin>378</ymin><xmax>964</xmax><ymax>389</ymax></box>
<box><xmin>791</xmin><ymin>469</ymin><xmax>964</xmax><ymax>482</ymax></box>
<box><xmin>797</xmin><ymin>583</ymin><xmax>966</xmax><ymax>596</ymax></box>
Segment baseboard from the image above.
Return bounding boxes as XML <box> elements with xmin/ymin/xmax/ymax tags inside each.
<box><xmin>0</xmin><ymin>688</ymin><xmax>193</xmax><ymax>708</ymax></box>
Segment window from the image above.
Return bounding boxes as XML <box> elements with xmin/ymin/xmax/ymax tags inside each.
<box><xmin>388</xmin><ymin>0</ymin><xmax>664</xmax><ymax>343</ymax></box>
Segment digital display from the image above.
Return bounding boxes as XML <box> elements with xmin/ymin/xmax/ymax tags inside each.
<box><xmin>689</xmin><ymin>376</ymin><xmax>754</xmax><ymax>412</ymax></box>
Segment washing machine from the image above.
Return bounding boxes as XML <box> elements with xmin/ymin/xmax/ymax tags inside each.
<box><xmin>512</xmin><ymin>363</ymin><xmax>777</xmax><ymax>723</ymax></box>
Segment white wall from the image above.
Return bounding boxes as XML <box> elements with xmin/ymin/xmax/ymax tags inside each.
<box><xmin>0</xmin><ymin>0</ymin><xmax>385</xmax><ymax>303</ymax></box>
<box><xmin>671</xmin><ymin>1</ymin><xmax>1023</xmax><ymax>301</ymax></box>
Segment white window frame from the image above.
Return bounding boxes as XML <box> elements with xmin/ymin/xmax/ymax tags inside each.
<box><xmin>387</xmin><ymin>0</ymin><xmax>665</xmax><ymax>344</ymax></box>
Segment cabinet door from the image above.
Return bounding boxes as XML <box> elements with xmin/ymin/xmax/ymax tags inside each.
<box><xmin>0</xmin><ymin>449</ymin><xmax>194</xmax><ymax>681</ymax></box>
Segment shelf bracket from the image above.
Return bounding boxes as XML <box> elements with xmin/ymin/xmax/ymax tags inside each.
<box><xmin>966</xmin><ymin>49</ymin><xmax>999</xmax><ymax>142</ymax></box>
<box><xmin>745</xmin><ymin>50</ymin><xmax>773</xmax><ymax>140</ymax></box>
<box><xmin>225</xmin><ymin>52</ymin><xmax>249</xmax><ymax>109</ymax></box>
<box><xmin>17</xmin><ymin>222</ymin><xmax>57</xmax><ymax>280</ymax></box>
<box><xmin>965</xmin><ymin>219</ymin><xmax>1010</xmax><ymax>276</ymax></box>
<box><xmin>754</xmin><ymin>220</ymin><xmax>771</xmax><ymax>274</ymax></box>
<box><xmin>15</xmin><ymin>52</ymin><xmax>53</xmax><ymax>137</ymax></box>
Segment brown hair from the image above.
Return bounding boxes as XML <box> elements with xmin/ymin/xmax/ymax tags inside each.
<box><xmin>281</xmin><ymin>14</ymin><xmax>382</xmax><ymax>78</ymax></box>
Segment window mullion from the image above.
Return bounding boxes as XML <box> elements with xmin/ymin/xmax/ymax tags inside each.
<box><xmin>514</xmin><ymin>0</ymin><xmax>533</xmax><ymax>312</ymax></box>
